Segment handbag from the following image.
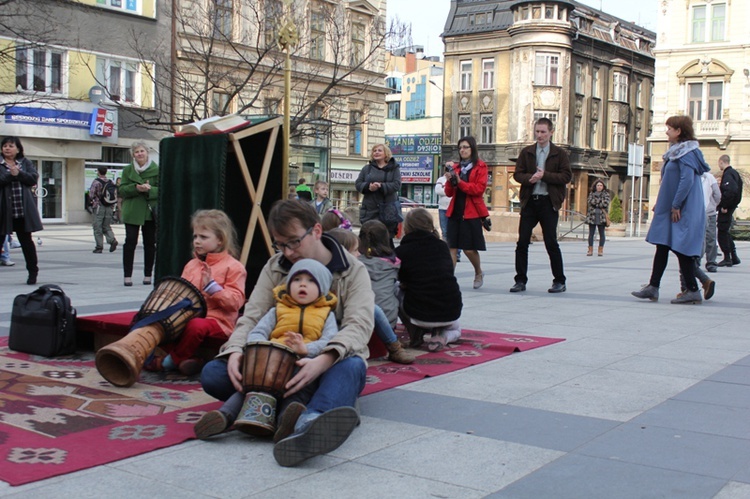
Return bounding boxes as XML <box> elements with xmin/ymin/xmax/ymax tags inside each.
<box><xmin>605</xmin><ymin>212</ymin><xmax>611</xmax><ymax>228</ymax></box>
<box><xmin>378</xmin><ymin>199</ymin><xmax>403</xmax><ymax>226</ymax></box>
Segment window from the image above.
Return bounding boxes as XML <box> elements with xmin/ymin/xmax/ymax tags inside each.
<box><xmin>265</xmin><ymin>0</ymin><xmax>283</xmax><ymax>47</ymax></box>
<box><xmin>349</xmin><ymin>111</ymin><xmax>362</xmax><ymax>155</ymax></box>
<box><xmin>458</xmin><ymin>114</ymin><xmax>471</xmax><ymax>138</ymax></box>
<box><xmin>574</xmin><ymin>63</ymin><xmax>583</xmax><ymax>94</ymax></box>
<box><xmin>212</xmin><ymin>0</ymin><xmax>233</xmax><ymax>39</ymax></box>
<box><xmin>406</xmin><ymin>76</ymin><xmax>426</xmax><ymax>119</ymax></box>
<box><xmin>611</xmin><ymin>123</ymin><xmax>626</xmax><ymax>152</ymax></box>
<box><xmin>351</xmin><ymin>22</ymin><xmax>365</xmax><ymax>66</ymax></box>
<box><xmin>481</xmin><ymin>59</ymin><xmax>494</xmax><ymax>90</ymax></box>
<box><xmin>16</xmin><ymin>47</ymin><xmax>63</xmax><ymax>94</ymax></box>
<box><xmin>688</xmin><ymin>81</ymin><xmax>723</xmax><ymax>120</ymax></box>
<box><xmin>96</xmin><ymin>57</ymin><xmax>138</xmax><ymax>103</ymax></box>
<box><xmin>385</xmin><ymin>76</ymin><xmax>402</xmax><ymax>93</ymax></box>
<box><xmin>460</xmin><ymin>60</ymin><xmax>472</xmax><ymax>91</ymax></box>
<box><xmin>613</xmin><ymin>72</ymin><xmax>628</xmax><ymax>102</ymax></box>
<box><xmin>573</xmin><ymin>117</ymin><xmax>581</xmax><ymax>147</ymax></box>
<box><xmin>310</xmin><ymin>7</ymin><xmax>326</xmax><ymax>60</ymax></box>
<box><xmin>636</xmin><ymin>80</ymin><xmax>643</xmax><ymax>107</ymax></box>
<box><xmin>480</xmin><ymin>114</ymin><xmax>493</xmax><ymax>144</ymax></box>
<box><xmin>533</xmin><ymin>111</ymin><xmax>557</xmax><ymax>129</ymax></box>
<box><xmin>211</xmin><ymin>92</ymin><xmax>231</xmax><ymax>116</ymax></box>
<box><xmin>592</xmin><ymin>67</ymin><xmax>600</xmax><ymax>98</ymax></box>
<box><xmin>387</xmin><ymin>102</ymin><xmax>400</xmax><ymax>119</ymax></box>
<box><xmin>534</xmin><ymin>52</ymin><xmax>559</xmax><ymax>86</ymax></box>
<box><xmin>589</xmin><ymin>121</ymin><xmax>598</xmax><ymax>148</ymax></box>
<box><xmin>692</xmin><ymin>3</ymin><xmax>725</xmax><ymax>42</ymax></box>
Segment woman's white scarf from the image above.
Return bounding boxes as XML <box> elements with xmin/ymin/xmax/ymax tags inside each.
<box><xmin>133</xmin><ymin>159</ymin><xmax>150</xmax><ymax>174</ymax></box>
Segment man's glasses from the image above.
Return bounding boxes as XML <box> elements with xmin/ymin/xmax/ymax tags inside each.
<box><xmin>272</xmin><ymin>227</ymin><xmax>313</xmax><ymax>252</ymax></box>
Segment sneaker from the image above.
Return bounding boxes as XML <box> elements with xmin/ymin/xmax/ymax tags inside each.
<box><xmin>0</xmin><ymin>260</ymin><xmax>14</xmax><ymax>266</ymax></box>
<box><xmin>273</xmin><ymin>402</ymin><xmax>307</xmax><ymax>443</ymax></box>
<box><xmin>273</xmin><ymin>407</ymin><xmax>359</xmax><ymax>467</ymax></box>
<box><xmin>473</xmin><ymin>272</ymin><xmax>484</xmax><ymax>289</ymax></box>
<box><xmin>194</xmin><ymin>410</ymin><xmax>230</xmax><ymax>440</ymax></box>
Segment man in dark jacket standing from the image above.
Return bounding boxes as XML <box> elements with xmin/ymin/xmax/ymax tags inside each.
<box><xmin>717</xmin><ymin>154</ymin><xmax>743</xmax><ymax>267</ymax></box>
<box><xmin>510</xmin><ymin>118</ymin><xmax>572</xmax><ymax>293</ymax></box>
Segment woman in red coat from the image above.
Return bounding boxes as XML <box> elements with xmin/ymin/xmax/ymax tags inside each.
<box><xmin>444</xmin><ymin>136</ymin><xmax>489</xmax><ymax>289</ymax></box>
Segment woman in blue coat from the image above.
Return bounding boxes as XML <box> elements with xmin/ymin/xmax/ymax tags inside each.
<box><xmin>632</xmin><ymin>115</ymin><xmax>710</xmax><ymax>304</ymax></box>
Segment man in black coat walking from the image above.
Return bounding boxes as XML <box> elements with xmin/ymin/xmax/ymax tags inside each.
<box><xmin>717</xmin><ymin>155</ymin><xmax>743</xmax><ymax>267</ymax></box>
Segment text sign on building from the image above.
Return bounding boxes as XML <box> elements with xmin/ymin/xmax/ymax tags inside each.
<box><xmin>397</xmin><ymin>155</ymin><xmax>433</xmax><ymax>183</ymax></box>
<box><xmin>89</xmin><ymin>108</ymin><xmax>115</xmax><ymax>137</ymax></box>
<box><xmin>5</xmin><ymin>106</ymin><xmax>92</xmax><ymax>129</ymax></box>
<box><xmin>329</xmin><ymin>169</ymin><xmax>358</xmax><ymax>183</ymax></box>
<box><xmin>385</xmin><ymin>134</ymin><xmax>442</xmax><ymax>155</ymax></box>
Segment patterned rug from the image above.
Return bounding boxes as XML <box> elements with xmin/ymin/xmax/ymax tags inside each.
<box><xmin>0</xmin><ymin>330</ymin><xmax>563</xmax><ymax>486</ymax></box>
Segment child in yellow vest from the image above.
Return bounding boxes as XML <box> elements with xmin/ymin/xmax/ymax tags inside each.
<box><xmin>194</xmin><ymin>258</ymin><xmax>337</xmax><ymax>439</ymax></box>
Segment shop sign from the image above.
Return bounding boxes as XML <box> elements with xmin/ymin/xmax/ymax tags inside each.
<box><xmin>385</xmin><ymin>134</ymin><xmax>441</xmax><ymax>155</ymax></box>
<box><xmin>89</xmin><ymin>108</ymin><xmax>115</xmax><ymax>137</ymax></box>
<box><xmin>397</xmin><ymin>155</ymin><xmax>433</xmax><ymax>183</ymax></box>
<box><xmin>5</xmin><ymin>106</ymin><xmax>92</xmax><ymax>129</ymax></box>
<box><xmin>329</xmin><ymin>169</ymin><xmax>358</xmax><ymax>183</ymax></box>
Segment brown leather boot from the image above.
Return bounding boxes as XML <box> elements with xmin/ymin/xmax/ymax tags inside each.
<box><xmin>586</xmin><ymin>246</ymin><xmax>593</xmax><ymax>256</ymax></box>
<box><xmin>598</xmin><ymin>246</ymin><xmax>603</xmax><ymax>257</ymax></box>
<box><xmin>387</xmin><ymin>341</ymin><xmax>415</xmax><ymax>364</ymax></box>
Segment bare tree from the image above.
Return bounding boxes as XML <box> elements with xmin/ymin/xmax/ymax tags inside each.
<box><xmin>121</xmin><ymin>0</ymin><xmax>410</xmax><ymax>138</ymax></box>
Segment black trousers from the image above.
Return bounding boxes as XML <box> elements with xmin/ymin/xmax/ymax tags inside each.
<box><xmin>123</xmin><ymin>221</ymin><xmax>156</xmax><ymax>278</ymax></box>
<box><xmin>717</xmin><ymin>208</ymin><xmax>736</xmax><ymax>257</ymax></box>
<box><xmin>514</xmin><ymin>195</ymin><xmax>565</xmax><ymax>285</ymax></box>
<box><xmin>650</xmin><ymin>244</ymin><xmax>698</xmax><ymax>292</ymax></box>
<box><xmin>1</xmin><ymin>218</ymin><xmax>38</xmax><ymax>275</ymax></box>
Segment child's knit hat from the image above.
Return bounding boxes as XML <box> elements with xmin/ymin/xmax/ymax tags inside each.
<box><xmin>287</xmin><ymin>259</ymin><xmax>332</xmax><ymax>295</ymax></box>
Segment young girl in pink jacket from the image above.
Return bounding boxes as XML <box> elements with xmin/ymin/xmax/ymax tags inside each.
<box><xmin>145</xmin><ymin>209</ymin><xmax>247</xmax><ymax>375</ymax></box>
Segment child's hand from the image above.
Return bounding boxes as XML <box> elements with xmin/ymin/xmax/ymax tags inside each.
<box><xmin>284</xmin><ymin>332</ymin><xmax>308</xmax><ymax>356</ymax></box>
<box><xmin>200</xmin><ymin>261</ymin><xmax>212</xmax><ymax>288</ymax></box>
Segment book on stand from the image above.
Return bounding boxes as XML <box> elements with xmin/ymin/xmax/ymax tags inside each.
<box><xmin>175</xmin><ymin>114</ymin><xmax>250</xmax><ymax>136</ymax></box>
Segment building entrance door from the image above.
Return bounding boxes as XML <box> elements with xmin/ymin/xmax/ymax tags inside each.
<box><xmin>29</xmin><ymin>159</ymin><xmax>65</xmax><ymax>222</ymax></box>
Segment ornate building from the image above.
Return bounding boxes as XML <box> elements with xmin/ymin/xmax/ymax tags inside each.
<box><xmin>651</xmin><ymin>0</ymin><xmax>750</xmax><ymax>218</ymax></box>
<box><xmin>442</xmin><ymin>0</ymin><xmax>655</xmax><ymax>220</ymax></box>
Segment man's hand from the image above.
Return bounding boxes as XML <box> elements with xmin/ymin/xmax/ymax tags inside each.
<box><xmin>226</xmin><ymin>352</ymin><xmax>244</xmax><ymax>392</ymax></box>
<box><xmin>284</xmin><ymin>351</ymin><xmax>336</xmax><ymax>397</ymax></box>
<box><xmin>529</xmin><ymin>169</ymin><xmax>544</xmax><ymax>184</ymax></box>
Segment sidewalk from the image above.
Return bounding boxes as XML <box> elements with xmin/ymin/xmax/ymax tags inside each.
<box><xmin>2</xmin><ymin>225</ymin><xmax>749</xmax><ymax>498</ymax></box>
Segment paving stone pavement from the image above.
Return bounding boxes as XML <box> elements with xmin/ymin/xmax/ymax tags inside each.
<box><xmin>1</xmin><ymin>225</ymin><xmax>749</xmax><ymax>498</ymax></box>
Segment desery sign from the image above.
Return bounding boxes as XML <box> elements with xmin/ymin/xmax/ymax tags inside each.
<box><xmin>385</xmin><ymin>134</ymin><xmax>442</xmax><ymax>155</ymax></box>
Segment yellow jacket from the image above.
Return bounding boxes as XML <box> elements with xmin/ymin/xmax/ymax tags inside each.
<box><xmin>269</xmin><ymin>284</ymin><xmax>338</xmax><ymax>344</ymax></box>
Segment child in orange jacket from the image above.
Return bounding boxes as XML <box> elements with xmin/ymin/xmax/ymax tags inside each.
<box><xmin>145</xmin><ymin>209</ymin><xmax>247</xmax><ymax>375</ymax></box>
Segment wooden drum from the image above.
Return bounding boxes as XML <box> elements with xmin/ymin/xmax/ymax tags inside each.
<box><xmin>235</xmin><ymin>341</ymin><xmax>299</xmax><ymax>437</ymax></box>
<box><xmin>95</xmin><ymin>277</ymin><xmax>207</xmax><ymax>387</ymax></box>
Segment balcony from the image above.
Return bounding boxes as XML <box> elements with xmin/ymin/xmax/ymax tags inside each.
<box><xmin>694</xmin><ymin>120</ymin><xmax>730</xmax><ymax>147</ymax></box>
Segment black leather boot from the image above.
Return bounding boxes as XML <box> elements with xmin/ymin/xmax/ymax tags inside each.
<box><xmin>717</xmin><ymin>256</ymin><xmax>733</xmax><ymax>267</ymax></box>
<box><xmin>731</xmin><ymin>251</ymin><xmax>741</xmax><ymax>265</ymax></box>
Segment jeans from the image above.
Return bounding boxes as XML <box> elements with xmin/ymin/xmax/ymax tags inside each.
<box><xmin>587</xmin><ymin>224</ymin><xmax>606</xmax><ymax>247</ymax></box>
<box><xmin>373</xmin><ymin>305</ymin><xmax>397</xmax><ymax>344</ymax></box>
<box><xmin>438</xmin><ymin>209</ymin><xmax>460</xmax><ymax>259</ymax></box>
<box><xmin>514</xmin><ymin>196</ymin><xmax>565</xmax><ymax>285</ymax></box>
<box><xmin>92</xmin><ymin>205</ymin><xmax>116</xmax><ymax>249</ymax></box>
<box><xmin>201</xmin><ymin>355</ymin><xmax>367</xmax><ymax>420</ymax></box>
<box><xmin>0</xmin><ymin>235</ymin><xmax>10</xmax><ymax>263</ymax></box>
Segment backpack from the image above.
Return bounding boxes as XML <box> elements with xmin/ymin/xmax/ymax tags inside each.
<box><xmin>97</xmin><ymin>178</ymin><xmax>118</xmax><ymax>206</ymax></box>
<box><xmin>9</xmin><ymin>284</ymin><xmax>77</xmax><ymax>357</ymax></box>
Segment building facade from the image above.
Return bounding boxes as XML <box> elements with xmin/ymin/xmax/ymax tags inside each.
<box><xmin>0</xmin><ymin>0</ymin><xmax>169</xmax><ymax>223</ymax></box>
<box><xmin>651</xmin><ymin>0</ymin><xmax>750</xmax><ymax>219</ymax></box>
<box><xmin>383</xmin><ymin>47</ymin><xmax>443</xmax><ymax>205</ymax></box>
<box><xmin>442</xmin><ymin>0</ymin><xmax>655</xmax><ymax>220</ymax></box>
<box><xmin>170</xmin><ymin>0</ymin><xmax>390</xmax><ymax>207</ymax></box>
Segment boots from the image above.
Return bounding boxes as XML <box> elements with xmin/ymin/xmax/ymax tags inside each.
<box><xmin>387</xmin><ymin>341</ymin><xmax>415</xmax><ymax>364</ymax></box>
<box><xmin>670</xmin><ymin>289</ymin><xmax>702</xmax><ymax>305</ymax></box>
<box><xmin>731</xmin><ymin>251</ymin><xmax>741</xmax><ymax>265</ymax></box>
<box><xmin>598</xmin><ymin>246</ymin><xmax>604</xmax><ymax>257</ymax></box>
<box><xmin>586</xmin><ymin>246</ymin><xmax>593</xmax><ymax>256</ymax></box>
<box><xmin>718</xmin><ymin>254</ymin><xmax>733</xmax><ymax>267</ymax></box>
<box><xmin>631</xmin><ymin>284</ymin><xmax>659</xmax><ymax>302</ymax></box>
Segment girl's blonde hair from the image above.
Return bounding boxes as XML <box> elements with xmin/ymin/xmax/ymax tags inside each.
<box><xmin>402</xmin><ymin>208</ymin><xmax>439</xmax><ymax>238</ymax></box>
<box><xmin>327</xmin><ymin>228</ymin><xmax>359</xmax><ymax>254</ymax></box>
<box><xmin>191</xmin><ymin>209</ymin><xmax>239</xmax><ymax>258</ymax></box>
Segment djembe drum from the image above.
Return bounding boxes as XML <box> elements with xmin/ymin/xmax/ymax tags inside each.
<box><xmin>95</xmin><ymin>276</ymin><xmax>207</xmax><ymax>387</ymax></box>
<box><xmin>234</xmin><ymin>341</ymin><xmax>299</xmax><ymax>436</ymax></box>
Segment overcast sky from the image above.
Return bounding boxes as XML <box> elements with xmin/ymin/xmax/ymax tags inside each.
<box><xmin>388</xmin><ymin>0</ymin><xmax>658</xmax><ymax>59</ymax></box>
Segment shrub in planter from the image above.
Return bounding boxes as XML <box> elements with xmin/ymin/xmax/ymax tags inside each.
<box><xmin>610</xmin><ymin>196</ymin><xmax>623</xmax><ymax>223</ymax></box>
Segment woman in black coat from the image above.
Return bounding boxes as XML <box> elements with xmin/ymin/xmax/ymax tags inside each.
<box><xmin>0</xmin><ymin>136</ymin><xmax>43</xmax><ymax>284</ymax></box>
<box><xmin>395</xmin><ymin>208</ymin><xmax>462</xmax><ymax>351</ymax></box>
<box><xmin>355</xmin><ymin>143</ymin><xmax>402</xmax><ymax>239</ymax></box>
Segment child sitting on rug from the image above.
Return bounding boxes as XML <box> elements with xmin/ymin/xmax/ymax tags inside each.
<box><xmin>395</xmin><ymin>208</ymin><xmax>462</xmax><ymax>351</ymax></box>
<box><xmin>193</xmin><ymin>258</ymin><xmax>338</xmax><ymax>441</ymax></box>
<box><xmin>328</xmin><ymin>227</ymin><xmax>414</xmax><ymax>364</ymax></box>
<box><xmin>144</xmin><ymin>209</ymin><xmax>247</xmax><ymax>376</ymax></box>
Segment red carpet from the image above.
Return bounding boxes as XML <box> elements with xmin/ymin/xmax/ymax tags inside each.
<box><xmin>0</xmin><ymin>330</ymin><xmax>563</xmax><ymax>486</ymax></box>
